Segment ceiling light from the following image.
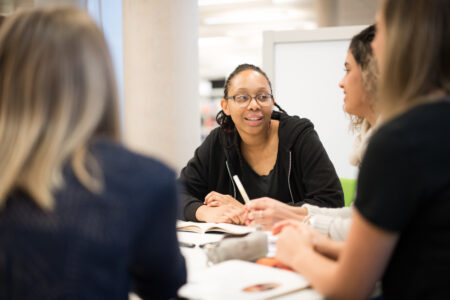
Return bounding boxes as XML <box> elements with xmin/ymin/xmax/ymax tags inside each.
<box><xmin>203</xmin><ymin>8</ymin><xmax>305</xmax><ymax>25</ymax></box>
<box><xmin>198</xmin><ymin>36</ymin><xmax>233</xmax><ymax>47</ymax></box>
<box><xmin>272</xmin><ymin>0</ymin><xmax>310</xmax><ymax>4</ymax></box>
<box><xmin>301</xmin><ymin>21</ymin><xmax>317</xmax><ymax>29</ymax></box>
<box><xmin>199</xmin><ymin>0</ymin><xmax>261</xmax><ymax>7</ymax></box>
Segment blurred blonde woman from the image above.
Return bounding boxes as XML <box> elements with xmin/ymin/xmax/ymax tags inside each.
<box><xmin>274</xmin><ymin>0</ymin><xmax>450</xmax><ymax>299</ymax></box>
<box><xmin>0</xmin><ymin>7</ymin><xmax>185</xmax><ymax>299</ymax></box>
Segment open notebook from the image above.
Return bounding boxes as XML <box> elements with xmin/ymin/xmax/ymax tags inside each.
<box><xmin>178</xmin><ymin>259</ymin><xmax>310</xmax><ymax>300</ymax></box>
<box><xmin>177</xmin><ymin>220</ymin><xmax>256</xmax><ymax>235</ymax></box>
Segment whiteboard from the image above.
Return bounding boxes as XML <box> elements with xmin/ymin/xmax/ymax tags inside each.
<box><xmin>263</xmin><ymin>26</ymin><xmax>367</xmax><ymax>179</ymax></box>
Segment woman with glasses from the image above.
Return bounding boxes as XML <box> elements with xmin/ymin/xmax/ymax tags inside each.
<box><xmin>180</xmin><ymin>63</ymin><xmax>343</xmax><ymax>224</ymax></box>
<box><xmin>274</xmin><ymin>0</ymin><xmax>450</xmax><ymax>299</ymax></box>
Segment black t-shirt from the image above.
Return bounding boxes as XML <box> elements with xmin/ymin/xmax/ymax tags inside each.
<box><xmin>242</xmin><ymin>156</ymin><xmax>279</xmax><ymax>199</ymax></box>
<box><xmin>355</xmin><ymin>98</ymin><xmax>450</xmax><ymax>300</ymax></box>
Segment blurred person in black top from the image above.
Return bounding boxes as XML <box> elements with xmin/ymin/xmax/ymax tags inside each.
<box><xmin>274</xmin><ymin>0</ymin><xmax>450</xmax><ymax>299</ymax></box>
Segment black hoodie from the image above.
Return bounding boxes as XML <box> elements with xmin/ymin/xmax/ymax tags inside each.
<box><xmin>179</xmin><ymin>111</ymin><xmax>344</xmax><ymax>221</ymax></box>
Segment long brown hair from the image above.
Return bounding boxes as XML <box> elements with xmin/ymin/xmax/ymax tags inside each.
<box><xmin>379</xmin><ymin>0</ymin><xmax>450</xmax><ymax>120</ymax></box>
<box><xmin>0</xmin><ymin>7</ymin><xmax>121</xmax><ymax>209</ymax></box>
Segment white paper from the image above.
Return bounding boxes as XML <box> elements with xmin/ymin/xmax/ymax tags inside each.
<box><xmin>178</xmin><ymin>260</ymin><xmax>309</xmax><ymax>300</ymax></box>
<box><xmin>177</xmin><ymin>220</ymin><xmax>256</xmax><ymax>235</ymax></box>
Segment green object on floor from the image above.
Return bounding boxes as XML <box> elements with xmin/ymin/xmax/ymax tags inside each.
<box><xmin>340</xmin><ymin>178</ymin><xmax>357</xmax><ymax>207</ymax></box>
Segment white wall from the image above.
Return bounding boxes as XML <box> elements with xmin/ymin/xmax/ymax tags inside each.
<box><xmin>122</xmin><ymin>0</ymin><xmax>200</xmax><ymax>172</ymax></box>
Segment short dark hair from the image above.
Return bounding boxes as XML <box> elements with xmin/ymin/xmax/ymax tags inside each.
<box><xmin>222</xmin><ymin>63</ymin><xmax>272</xmax><ymax>99</ymax></box>
<box><xmin>216</xmin><ymin>63</ymin><xmax>284</xmax><ymax>132</ymax></box>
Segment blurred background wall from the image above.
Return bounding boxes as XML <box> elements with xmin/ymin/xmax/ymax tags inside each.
<box><xmin>1</xmin><ymin>0</ymin><xmax>378</xmax><ymax>173</ymax></box>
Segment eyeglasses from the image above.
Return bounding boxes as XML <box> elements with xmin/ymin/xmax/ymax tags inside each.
<box><xmin>225</xmin><ymin>93</ymin><xmax>273</xmax><ymax>107</ymax></box>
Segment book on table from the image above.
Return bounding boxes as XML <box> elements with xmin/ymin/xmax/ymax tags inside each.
<box><xmin>177</xmin><ymin>220</ymin><xmax>256</xmax><ymax>235</ymax></box>
<box><xmin>178</xmin><ymin>259</ymin><xmax>310</xmax><ymax>300</ymax></box>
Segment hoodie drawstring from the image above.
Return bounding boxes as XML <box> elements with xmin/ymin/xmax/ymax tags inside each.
<box><xmin>226</xmin><ymin>160</ymin><xmax>237</xmax><ymax>199</ymax></box>
<box><xmin>288</xmin><ymin>151</ymin><xmax>295</xmax><ymax>204</ymax></box>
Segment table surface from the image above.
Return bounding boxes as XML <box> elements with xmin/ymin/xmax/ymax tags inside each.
<box><xmin>177</xmin><ymin>230</ymin><xmax>323</xmax><ymax>300</ymax></box>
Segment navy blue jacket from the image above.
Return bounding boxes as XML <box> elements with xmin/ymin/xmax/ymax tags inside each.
<box><xmin>0</xmin><ymin>140</ymin><xmax>186</xmax><ymax>299</ymax></box>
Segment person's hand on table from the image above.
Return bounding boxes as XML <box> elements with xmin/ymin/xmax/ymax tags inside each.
<box><xmin>196</xmin><ymin>202</ymin><xmax>245</xmax><ymax>225</ymax></box>
<box><xmin>273</xmin><ymin>219</ymin><xmax>341</xmax><ymax>261</ymax></box>
<box><xmin>204</xmin><ymin>191</ymin><xmax>243</xmax><ymax>208</ymax></box>
<box><xmin>272</xmin><ymin>220</ymin><xmax>315</xmax><ymax>270</ymax></box>
<box><xmin>244</xmin><ymin>197</ymin><xmax>307</xmax><ymax>230</ymax></box>
<box><xmin>272</xmin><ymin>219</ymin><xmax>305</xmax><ymax>233</ymax></box>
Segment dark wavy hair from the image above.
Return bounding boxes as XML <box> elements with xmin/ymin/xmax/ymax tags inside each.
<box><xmin>347</xmin><ymin>25</ymin><xmax>378</xmax><ymax>131</ymax></box>
<box><xmin>349</xmin><ymin>25</ymin><xmax>375</xmax><ymax>70</ymax></box>
<box><xmin>216</xmin><ymin>63</ymin><xmax>285</xmax><ymax>132</ymax></box>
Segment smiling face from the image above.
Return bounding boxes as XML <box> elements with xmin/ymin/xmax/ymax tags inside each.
<box><xmin>220</xmin><ymin>69</ymin><xmax>274</xmax><ymax>136</ymax></box>
<box><xmin>339</xmin><ymin>51</ymin><xmax>369</xmax><ymax>117</ymax></box>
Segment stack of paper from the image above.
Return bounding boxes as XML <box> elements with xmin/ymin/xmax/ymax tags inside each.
<box><xmin>178</xmin><ymin>260</ymin><xmax>309</xmax><ymax>300</ymax></box>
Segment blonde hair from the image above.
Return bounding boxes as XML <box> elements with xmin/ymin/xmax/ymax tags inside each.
<box><xmin>0</xmin><ymin>7</ymin><xmax>121</xmax><ymax>210</ymax></box>
<box><xmin>379</xmin><ymin>0</ymin><xmax>450</xmax><ymax>120</ymax></box>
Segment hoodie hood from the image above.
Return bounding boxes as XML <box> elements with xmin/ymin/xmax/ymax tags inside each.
<box><xmin>273</xmin><ymin>111</ymin><xmax>314</xmax><ymax>151</ymax></box>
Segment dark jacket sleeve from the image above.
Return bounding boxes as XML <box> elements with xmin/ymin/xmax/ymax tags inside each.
<box><xmin>178</xmin><ymin>130</ymin><xmax>218</xmax><ymax>221</ymax></box>
<box><xmin>293</xmin><ymin>128</ymin><xmax>344</xmax><ymax>208</ymax></box>
<box><xmin>130</xmin><ymin>166</ymin><xmax>187</xmax><ymax>299</ymax></box>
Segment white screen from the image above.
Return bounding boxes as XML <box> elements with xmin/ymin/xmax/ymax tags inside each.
<box><xmin>273</xmin><ymin>40</ymin><xmax>358</xmax><ymax>179</ymax></box>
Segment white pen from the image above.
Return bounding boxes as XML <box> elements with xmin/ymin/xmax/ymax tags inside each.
<box><xmin>232</xmin><ymin>175</ymin><xmax>251</xmax><ymax>205</ymax></box>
